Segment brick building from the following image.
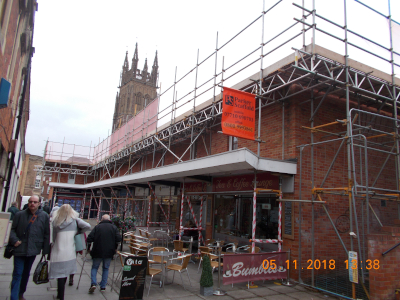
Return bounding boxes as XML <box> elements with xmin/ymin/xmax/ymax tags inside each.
<box><xmin>0</xmin><ymin>0</ymin><xmax>38</xmax><ymax>211</ymax></box>
<box><xmin>41</xmin><ymin>43</ymin><xmax>400</xmax><ymax>299</ymax></box>
<box><xmin>17</xmin><ymin>153</ymin><xmax>51</xmax><ymax>205</ymax></box>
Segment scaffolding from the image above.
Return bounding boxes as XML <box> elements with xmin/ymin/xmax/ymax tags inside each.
<box><xmin>38</xmin><ymin>1</ymin><xmax>400</xmax><ymax>298</ymax></box>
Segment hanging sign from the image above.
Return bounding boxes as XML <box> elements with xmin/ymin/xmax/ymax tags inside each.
<box><xmin>119</xmin><ymin>256</ymin><xmax>148</xmax><ymax>300</ymax></box>
<box><xmin>222</xmin><ymin>87</ymin><xmax>256</xmax><ymax>140</ymax></box>
<box><xmin>348</xmin><ymin>251</ymin><xmax>358</xmax><ymax>284</ymax></box>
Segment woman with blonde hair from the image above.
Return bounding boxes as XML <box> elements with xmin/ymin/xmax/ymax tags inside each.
<box><xmin>49</xmin><ymin>204</ymin><xmax>91</xmax><ymax>300</ymax></box>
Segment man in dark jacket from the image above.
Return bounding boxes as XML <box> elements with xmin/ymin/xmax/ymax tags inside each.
<box><xmin>87</xmin><ymin>214</ymin><xmax>121</xmax><ymax>293</ymax></box>
<box><xmin>7</xmin><ymin>201</ymin><xmax>19</xmax><ymax>220</ymax></box>
<box><xmin>9</xmin><ymin>195</ymin><xmax>50</xmax><ymax>300</ymax></box>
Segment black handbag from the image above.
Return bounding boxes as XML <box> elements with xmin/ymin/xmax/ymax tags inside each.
<box><xmin>3</xmin><ymin>244</ymin><xmax>14</xmax><ymax>259</ymax></box>
<box><xmin>33</xmin><ymin>255</ymin><xmax>49</xmax><ymax>285</ymax></box>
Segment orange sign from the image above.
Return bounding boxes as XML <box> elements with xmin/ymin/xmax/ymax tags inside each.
<box><xmin>221</xmin><ymin>87</ymin><xmax>255</xmax><ymax>140</ymax></box>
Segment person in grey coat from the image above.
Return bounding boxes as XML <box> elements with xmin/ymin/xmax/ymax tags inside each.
<box><xmin>9</xmin><ymin>195</ymin><xmax>50</xmax><ymax>300</ymax></box>
<box><xmin>49</xmin><ymin>204</ymin><xmax>91</xmax><ymax>300</ymax></box>
<box><xmin>7</xmin><ymin>201</ymin><xmax>19</xmax><ymax>220</ymax></box>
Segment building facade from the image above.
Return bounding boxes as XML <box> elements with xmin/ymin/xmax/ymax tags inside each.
<box><xmin>112</xmin><ymin>43</ymin><xmax>158</xmax><ymax>132</ymax></box>
<box><xmin>0</xmin><ymin>0</ymin><xmax>37</xmax><ymax>211</ymax></box>
<box><xmin>42</xmin><ymin>44</ymin><xmax>400</xmax><ymax>299</ymax></box>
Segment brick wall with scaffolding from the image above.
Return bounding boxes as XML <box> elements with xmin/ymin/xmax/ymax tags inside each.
<box><xmin>40</xmin><ymin>1</ymin><xmax>400</xmax><ymax>299</ymax></box>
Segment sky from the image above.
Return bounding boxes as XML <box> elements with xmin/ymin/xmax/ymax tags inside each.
<box><xmin>26</xmin><ymin>0</ymin><xmax>400</xmax><ymax>158</ymax></box>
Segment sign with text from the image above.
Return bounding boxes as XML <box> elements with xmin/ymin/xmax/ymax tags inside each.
<box><xmin>223</xmin><ymin>252</ymin><xmax>287</xmax><ymax>285</ymax></box>
<box><xmin>119</xmin><ymin>256</ymin><xmax>148</xmax><ymax>300</ymax></box>
<box><xmin>222</xmin><ymin>87</ymin><xmax>256</xmax><ymax>140</ymax></box>
<box><xmin>213</xmin><ymin>173</ymin><xmax>279</xmax><ymax>192</ymax></box>
<box><xmin>348</xmin><ymin>251</ymin><xmax>358</xmax><ymax>284</ymax></box>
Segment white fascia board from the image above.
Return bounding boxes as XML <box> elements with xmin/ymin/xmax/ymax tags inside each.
<box><xmin>49</xmin><ymin>148</ymin><xmax>296</xmax><ymax>190</ymax></box>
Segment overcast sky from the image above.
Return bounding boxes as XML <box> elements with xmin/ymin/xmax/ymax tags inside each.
<box><xmin>26</xmin><ymin>0</ymin><xmax>400</xmax><ymax>157</ymax></box>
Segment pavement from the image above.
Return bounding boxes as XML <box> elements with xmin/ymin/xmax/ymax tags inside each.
<box><xmin>0</xmin><ymin>244</ymin><xmax>341</xmax><ymax>300</ymax></box>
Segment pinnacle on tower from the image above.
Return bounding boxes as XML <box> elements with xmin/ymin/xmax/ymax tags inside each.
<box><xmin>123</xmin><ymin>51</ymin><xmax>129</xmax><ymax>70</ymax></box>
<box><xmin>142</xmin><ymin>58</ymin><xmax>148</xmax><ymax>77</ymax></box>
<box><xmin>151</xmin><ymin>51</ymin><xmax>158</xmax><ymax>84</ymax></box>
<box><xmin>132</xmin><ymin>43</ymin><xmax>139</xmax><ymax>73</ymax></box>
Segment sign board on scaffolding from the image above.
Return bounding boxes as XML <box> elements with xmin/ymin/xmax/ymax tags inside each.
<box><xmin>154</xmin><ymin>185</ymin><xmax>174</xmax><ymax>196</ymax></box>
<box><xmin>221</xmin><ymin>87</ymin><xmax>256</xmax><ymax>140</ymax></box>
<box><xmin>348</xmin><ymin>251</ymin><xmax>358</xmax><ymax>284</ymax></box>
<box><xmin>135</xmin><ymin>188</ymin><xmax>148</xmax><ymax>197</ymax></box>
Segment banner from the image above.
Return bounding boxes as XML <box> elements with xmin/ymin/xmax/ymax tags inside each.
<box><xmin>119</xmin><ymin>256</ymin><xmax>148</xmax><ymax>300</ymax></box>
<box><xmin>222</xmin><ymin>87</ymin><xmax>256</xmax><ymax>140</ymax></box>
<box><xmin>223</xmin><ymin>252</ymin><xmax>287</xmax><ymax>285</ymax></box>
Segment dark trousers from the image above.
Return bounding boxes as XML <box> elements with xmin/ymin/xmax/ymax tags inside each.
<box><xmin>57</xmin><ymin>277</ymin><xmax>67</xmax><ymax>300</ymax></box>
<box><xmin>11</xmin><ymin>256</ymin><xmax>36</xmax><ymax>300</ymax></box>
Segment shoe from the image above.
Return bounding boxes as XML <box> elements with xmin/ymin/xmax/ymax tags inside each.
<box><xmin>100</xmin><ymin>287</ymin><xmax>106</xmax><ymax>293</ymax></box>
<box><xmin>19</xmin><ymin>296</ymin><xmax>26</xmax><ymax>300</ymax></box>
<box><xmin>88</xmin><ymin>284</ymin><xmax>96</xmax><ymax>294</ymax></box>
<box><xmin>69</xmin><ymin>279</ymin><xmax>73</xmax><ymax>286</ymax></box>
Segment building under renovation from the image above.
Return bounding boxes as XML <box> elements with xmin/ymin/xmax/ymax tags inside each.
<box><xmin>38</xmin><ymin>1</ymin><xmax>400</xmax><ymax>299</ymax></box>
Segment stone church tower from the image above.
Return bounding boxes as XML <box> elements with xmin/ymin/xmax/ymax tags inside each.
<box><xmin>112</xmin><ymin>43</ymin><xmax>158</xmax><ymax>132</ymax></box>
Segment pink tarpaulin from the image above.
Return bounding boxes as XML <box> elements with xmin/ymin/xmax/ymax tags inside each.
<box><xmin>108</xmin><ymin>98</ymin><xmax>158</xmax><ymax>156</ymax></box>
<box><xmin>222</xmin><ymin>252</ymin><xmax>287</xmax><ymax>285</ymax></box>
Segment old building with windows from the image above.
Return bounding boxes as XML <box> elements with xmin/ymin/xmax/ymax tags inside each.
<box><xmin>0</xmin><ymin>0</ymin><xmax>37</xmax><ymax>211</ymax></box>
<box><xmin>112</xmin><ymin>43</ymin><xmax>158</xmax><ymax>132</ymax></box>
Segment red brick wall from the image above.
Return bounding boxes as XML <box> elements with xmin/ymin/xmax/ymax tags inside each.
<box><xmin>368</xmin><ymin>234</ymin><xmax>400</xmax><ymax>300</ymax></box>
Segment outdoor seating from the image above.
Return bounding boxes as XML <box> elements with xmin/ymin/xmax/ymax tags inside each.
<box><xmin>166</xmin><ymin>254</ymin><xmax>192</xmax><ymax>289</ymax></box>
<box><xmin>146</xmin><ymin>261</ymin><xmax>163</xmax><ymax>296</ymax></box>
<box><xmin>111</xmin><ymin>251</ymin><xmax>131</xmax><ymax>292</ymax></box>
<box><xmin>197</xmin><ymin>246</ymin><xmax>212</xmax><ymax>273</ymax></box>
<box><xmin>173</xmin><ymin>240</ymin><xmax>188</xmax><ymax>255</ymax></box>
<box><xmin>129</xmin><ymin>245</ymin><xmax>148</xmax><ymax>256</ymax></box>
<box><xmin>148</xmin><ymin>247</ymin><xmax>169</xmax><ymax>266</ymax></box>
<box><xmin>248</xmin><ymin>246</ymin><xmax>261</xmax><ymax>253</ymax></box>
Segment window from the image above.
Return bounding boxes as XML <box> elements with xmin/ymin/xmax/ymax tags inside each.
<box><xmin>47</xmin><ymin>186</ymin><xmax>50</xmax><ymax>194</ymax></box>
<box><xmin>35</xmin><ymin>179</ymin><xmax>40</xmax><ymax>188</ymax></box>
<box><xmin>229</xmin><ymin>136</ymin><xmax>239</xmax><ymax>151</ymax></box>
<box><xmin>68</xmin><ymin>173</ymin><xmax>75</xmax><ymax>184</ymax></box>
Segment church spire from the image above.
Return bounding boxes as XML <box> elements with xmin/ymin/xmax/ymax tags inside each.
<box><xmin>132</xmin><ymin>43</ymin><xmax>138</xmax><ymax>75</ymax></box>
<box><xmin>151</xmin><ymin>51</ymin><xmax>158</xmax><ymax>85</ymax></box>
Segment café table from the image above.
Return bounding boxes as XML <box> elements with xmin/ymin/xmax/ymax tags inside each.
<box><xmin>151</xmin><ymin>251</ymin><xmax>175</xmax><ymax>287</ymax></box>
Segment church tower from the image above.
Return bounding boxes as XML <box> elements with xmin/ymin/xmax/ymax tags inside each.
<box><xmin>112</xmin><ymin>43</ymin><xmax>159</xmax><ymax>132</ymax></box>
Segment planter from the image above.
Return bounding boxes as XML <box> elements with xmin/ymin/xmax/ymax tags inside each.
<box><xmin>200</xmin><ymin>286</ymin><xmax>214</xmax><ymax>296</ymax></box>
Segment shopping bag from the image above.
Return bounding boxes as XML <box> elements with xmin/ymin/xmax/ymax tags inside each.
<box><xmin>74</xmin><ymin>233</ymin><xmax>86</xmax><ymax>252</ymax></box>
<box><xmin>3</xmin><ymin>244</ymin><xmax>14</xmax><ymax>259</ymax></box>
<box><xmin>33</xmin><ymin>255</ymin><xmax>49</xmax><ymax>285</ymax></box>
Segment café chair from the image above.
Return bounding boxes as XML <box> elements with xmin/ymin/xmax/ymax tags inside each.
<box><xmin>144</xmin><ymin>230</ymin><xmax>159</xmax><ymax>245</ymax></box>
<box><xmin>129</xmin><ymin>245</ymin><xmax>148</xmax><ymax>256</ymax></box>
<box><xmin>148</xmin><ymin>247</ymin><xmax>169</xmax><ymax>267</ymax></box>
<box><xmin>247</xmin><ymin>246</ymin><xmax>261</xmax><ymax>253</ymax></box>
<box><xmin>166</xmin><ymin>254</ymin><xmax>192</xmax><ymax>289</ymax></box>
<box><xmin>111</xmin><ymin>251</ymin><xmax>131</xmax><ymax>292</ymax></box>
<box><xmin>197</xmin><ymin>246</ymin><xmax>212</xmax><ymax>273</ymax></box>
<box><xmin>173</xmin><ymin>240</ymin><xmax>188</xmax><ymax>255</ymax></box>
<box><xmin>146</xmin><ymin>261</ymin><xmax>163</xmax><ymax>296</ymax></box>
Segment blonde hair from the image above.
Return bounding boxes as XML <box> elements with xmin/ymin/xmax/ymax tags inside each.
<box><xmin>52</xmin><ymin>204</ymin><xmax>78</xmax><ymax>227</ymax></box>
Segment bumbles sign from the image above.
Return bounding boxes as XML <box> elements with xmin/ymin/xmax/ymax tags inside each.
<box><xmin>213</xmin><ymin>173</ymin><xmax>279</xmax><ymax>192</ymax></box>
<box><xmin>223</xmin><ymin>252</ymin><xmax>287</xmax><ymax>285</ymax></box>
<box><xmin>222</xmin><ymin>87</ymin><xmax>256</xmax><ymax>140</ymax></box>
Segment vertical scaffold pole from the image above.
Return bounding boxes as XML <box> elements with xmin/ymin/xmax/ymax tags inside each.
<box><xmin>388</xmin><ymin>0</ymin><xmax>400</xmax><ymax>218</ymax></box>
<box><xmin>257</xmin><ymin>0</ymin><xmax>265</xmax><ymax>156</ymax></box>
<box><xmin>80</xmin><ymin>190</ymin><xmax>86</xmax><ymax>219</ymax></box>
<box><xmin>191</xmin><ymin>49</ymin><xmax>200</xmax><ymax>160</ymax></box>
<box><xmin>252</xmin><ymin>171</ymin><xmax>257</xmax><ymax>253</ymax></box>
<box><xmin>179</xmin><ymin>179</ymin><xmax>185</xmax><ymax>241</ymax></box>
<box><xmin>147</xmin><ymin>191</ymin><xmax>151</xmax><ymax>231</ymax></box>
<box><xmin>278</xmin><ymin>178</ymin><xmax>282</xmax><ymax>252</ymax></box>
<box><xmin>199</xmin><ymin>196</ymin><xmax>203</xmax><ymax>249</ymax></box>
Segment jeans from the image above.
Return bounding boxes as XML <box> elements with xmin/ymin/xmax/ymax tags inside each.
<box><xmin>91</xmin><ymin>258</ymin><xmax>112</xmax><ymax>288</ymax></box>
<box><xmin>10</xmin><ymin>256</ymin><xmax>36</xmax><ymax>300</ymax></box>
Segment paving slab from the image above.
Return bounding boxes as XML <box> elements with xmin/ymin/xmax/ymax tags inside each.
<box><xmin>267</xmin><ymin>285</ymin><xmax>299</xmax><ymax>294</ymax></box>
<box><xmin>226</xmin><ymin>289</ymin><xmax>259</xmax><ymax>299</ymax></box>
<box><xmin>285</xmin><ymin>291</ymin><xmax>326</xmax><ymax>300</ymax></box>
<box><xmin>263</xmin><ymin>295</ymin><xmax>296</xmax><ymax>300</ymax></box>
<box><xmin>248</xmin><ymin>287</ymin><xmax>280</xmax><ymax>297</ymax></box>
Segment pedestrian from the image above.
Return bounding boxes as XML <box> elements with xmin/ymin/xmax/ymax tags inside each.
<box><xmin>43</xmin><ymin>201</ymin><xmax>51</xmax><ymax>214</ymax></box>
<box><xmin>7</xmin><ymin>201</ymin><xmax>19</xmax><ymax>220</ymax></box>
<box><xmin>49</xmin><ymin>204</ymin><xmax>91</xmax><ymax>300</ymax></box>
<box><xmin>87</xmin><ymin>214</ymin><xmax>121</xmax><ymax>293</ymax></box>
<box><xmin>9</xmin><ymin>195</ymin><xmax>50</xmax><ymax>300</ymax></box>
